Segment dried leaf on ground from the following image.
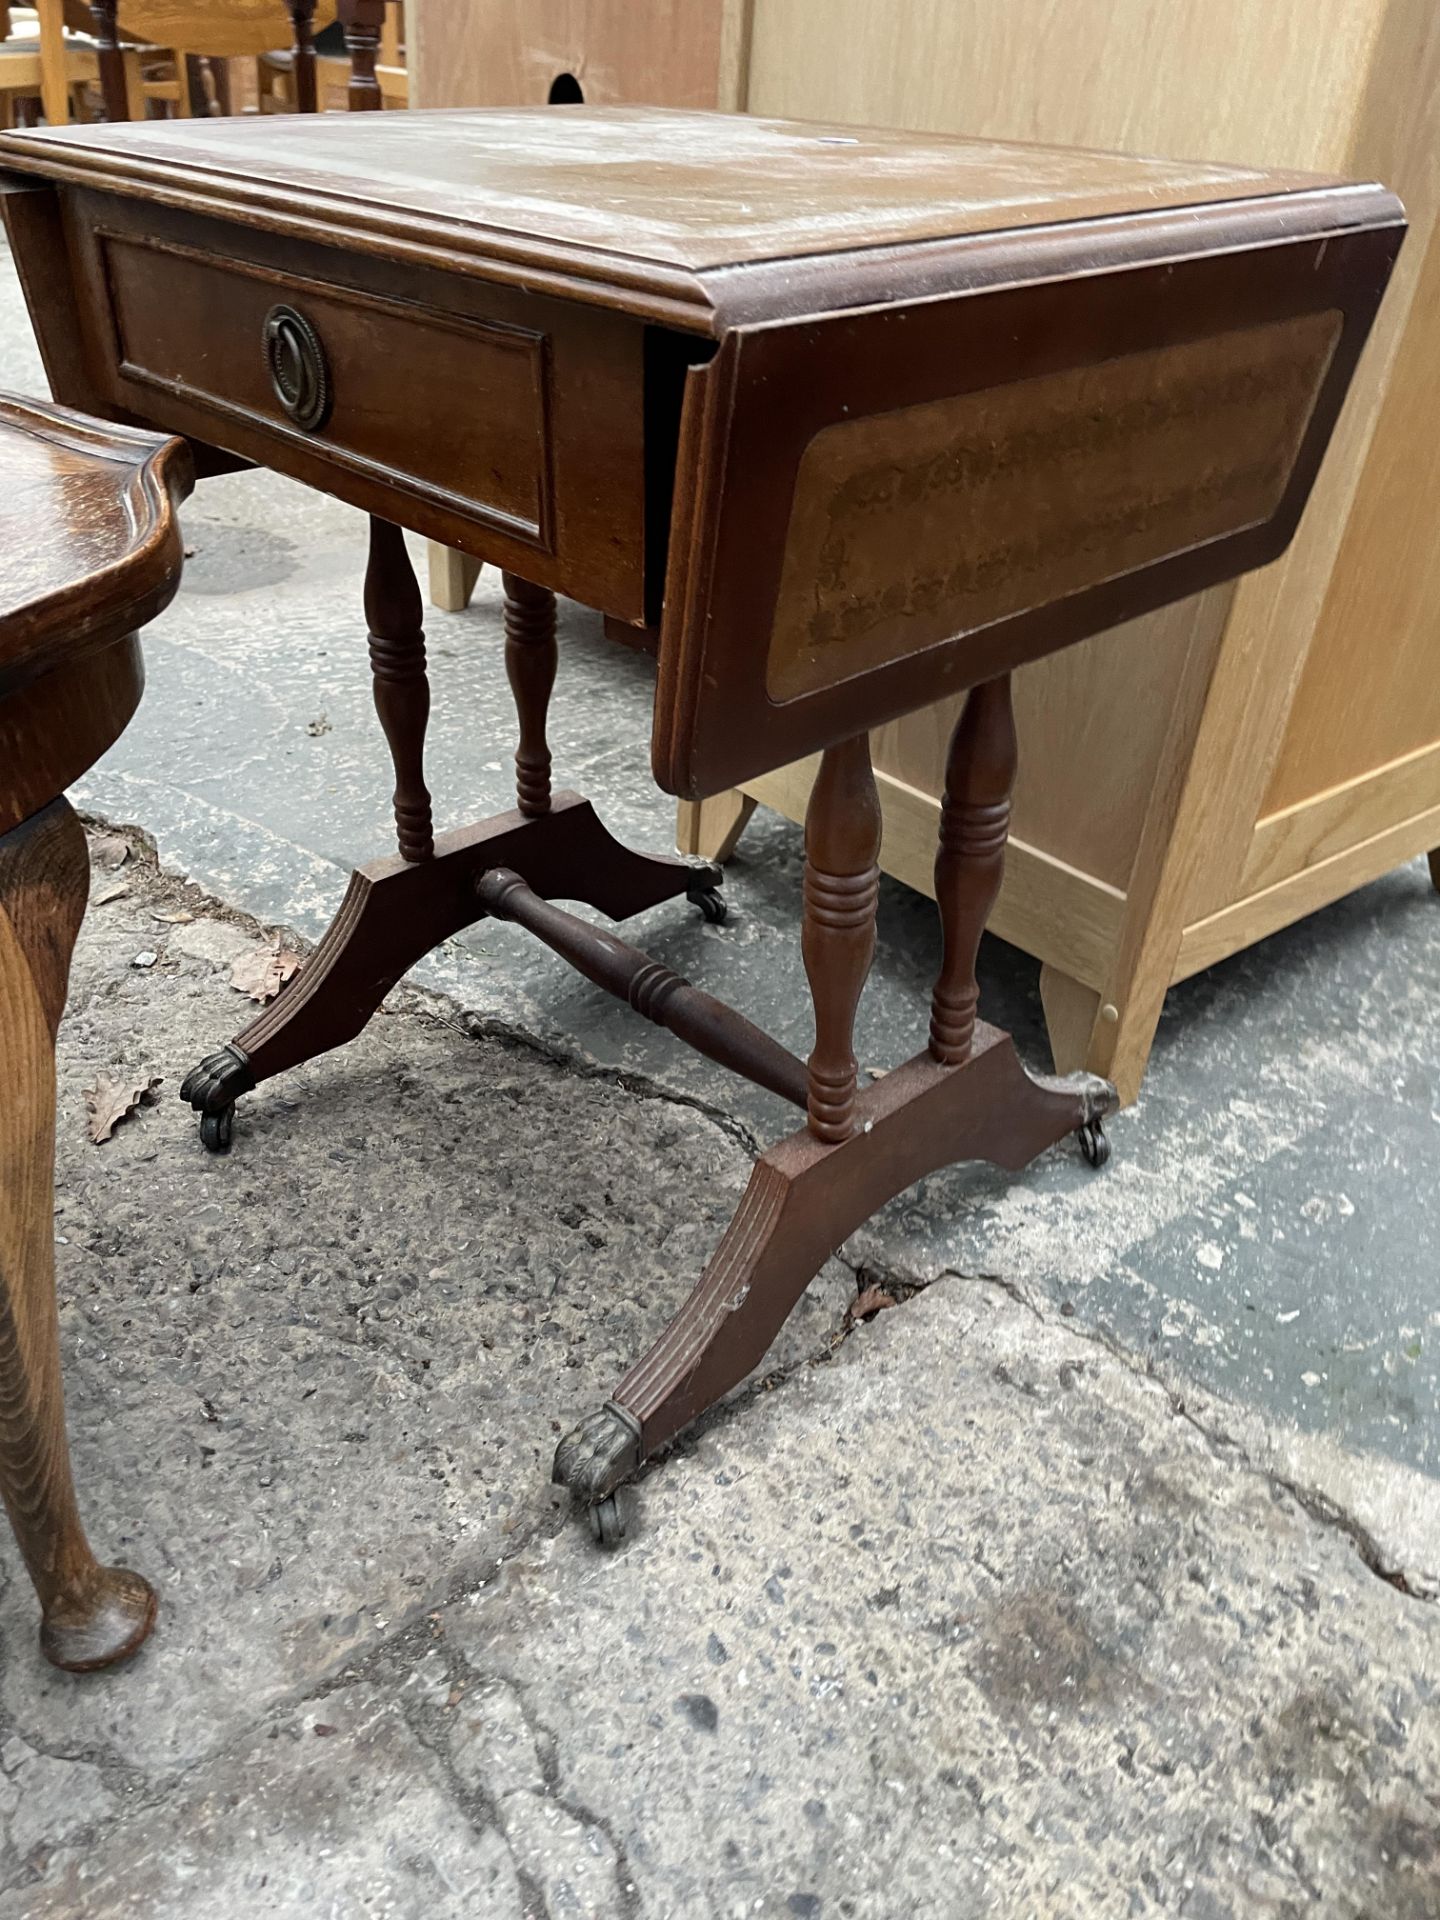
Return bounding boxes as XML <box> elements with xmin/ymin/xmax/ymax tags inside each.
<box><xmin>94</xmin><ymin>882</ymin><xmax>131</xmax><ymax>907</ymax></box>
<box><xmin>845</xmin><ymin>1285</ymin><xmax>899</xmax><ymax>1329</ymax></box>
<box><xmin>151</xmin><ymin>910</ymin><xmax>195</xmax><ymax>924</ymax></box>
<box><xmin>230</xmin><ymin>943</ymin><xmax>303</xmax><ymax>1003</ymax></box>
<box><xmin>84</xmin><ymin>1073</ymin><xmax>163</xmax><ymax>1144</ymax></box>
<box><xmin>89</xmin><ymin>832</ymin><xmax>130</xmax><ymax>870</ymax></box>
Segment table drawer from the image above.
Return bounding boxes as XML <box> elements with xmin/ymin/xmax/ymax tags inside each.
<box><xmin>69</xmin><ymin>195</ymin><xmax>650</xmax><ymax>619</ymax></box>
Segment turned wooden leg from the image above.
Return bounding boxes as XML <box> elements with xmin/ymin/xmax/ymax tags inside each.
<box><xmin>0</xmin><ymin>801</ymin><xmax>156</xmax><ymax>1671</ymax></box>
<box><xmin>366</xmin><ymin>516</ymin><xmax>435</xmax><ymax>864</ymax></box>
<box><xmin>929</xmin><ymin>675</ymin><xmax>1016</xmax><ymax>1065</ymax></box>
<box><xmin>502</xmin><ymin>573</ymin><xmax>557</xmax><ymax>817</ymax></box>
<box><xmin>1428</xmin><ymin>848</ymin><xmax>1440</xmax><ymax>892</ymax></box>
<box><xmin>341</xmin><ymin>0</ymin><xmax>386</xmax><ymax>109</ymax></box>
<box><xmin>88</xmin><ymin>0</ymin><xmax>129</xmax><ymax>120</ymax></box>
<box><xmin>802</xmin><ymin>735</ymin><xmax>883</xmax><ymax>1142</ymax></box>
<box><xmin>285</xmin><ymin>0</ymin><xmax>319</xmax><ymax>113</ymax></box>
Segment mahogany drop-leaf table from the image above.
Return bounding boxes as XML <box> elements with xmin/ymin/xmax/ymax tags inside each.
<box><xmin>0</xmin><ymin>109</ymin><xmax>1402</xmax><ymax>1542</ymax></box>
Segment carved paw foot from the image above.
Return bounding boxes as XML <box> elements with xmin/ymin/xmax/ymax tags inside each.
<box><xmin>180</xmin><ymin>1043</ymin><xmax>255</xmax><ymax>1115</ymax></box>
<box><xmin>180</xmin><ymin>1045</ymin><xmax>256</xmax><ymax>1154</ymax></box>
<box><xmin>552</xmin><ymin>1400</ymin><xmax>642</xmax><ymax>1502</ymax></box>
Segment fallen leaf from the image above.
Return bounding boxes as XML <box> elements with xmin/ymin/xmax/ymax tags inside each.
<box><xmin>151</xmin><ymin>910</ymin><xmax>195</xmax><ymax>924</ymax></box>
<box><xmin>230</xmin><ymin>943</ymin><xmax>303</xmax><ymax>1003</ymax></box>
<box><xmin>84</xmin><ymin>1074</ymin><xmax>163</xmax><ymax>1144</ymax></box>
<box><xmin>844</xmin><ymin>1286</ymin><xmax>898</xmax><ymax>1329</ymax></box>
<box><xmin>89</xmin><ymin>832</ymin><xmax>130</xmax><ymax>870</ymax></box>
<box><xmin>94</xmin><ymin>882</ymin><xmax>131</xmax><ymax>907</ymax></box>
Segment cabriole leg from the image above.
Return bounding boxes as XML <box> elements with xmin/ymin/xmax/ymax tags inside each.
<box><xmin>0</xmin><ymin>800</ymin><xmax>156</xmax><ymax>1670</ymax></box>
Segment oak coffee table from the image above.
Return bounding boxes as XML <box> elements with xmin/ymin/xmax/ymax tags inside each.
<box><xmin>0</xmin><ymin>108</ymin><xmax>1403</xmax><ymax>1542</ymax></box>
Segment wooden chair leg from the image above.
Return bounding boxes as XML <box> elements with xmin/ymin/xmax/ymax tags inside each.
<box><xmin>930</xmin><ymin>674</ymin><xmax>1016</xmax><ymax>1065</ymax></box>
<box><xmin>1428</xmin><ymin>848</ymin><xmax>1439</xmax><ymax>892</ymax></box>
<box><xmin>366</xmin><ymin>516</ymin><xmax>434</xmax><ymax>864</ymax></box>
<box><xmin>0</xmin><ymin>800</ymin><xmax>157</xmax><ymax>1671</ymax></box>
<box><xmin>501</xmin><ymin>573</ymin><xmax>557</xmax><ymax>817</ymax></box>
<box><xmin>341</xmin><ymin>0</ymin><xmax>385</xmax><ymax>109</ymax></box>
<box><xmin>802</xmin><ymin>734</ymin><xmax>882</xmax><ymax>1142</ymax></box>
<box><xmin>88</xmin><ymin>0</ymin><xmax>129</xmax><ymax>120</ymax></box>
<box><xmin>285</xmin><ymin>0</ymin><xmax>318</xmax><ymax>112</ymax></box>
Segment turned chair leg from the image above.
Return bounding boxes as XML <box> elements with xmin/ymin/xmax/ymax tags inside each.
<box><xmin>284</xmin><ymin>0</ymin><xmax>320</xmax><ymax>113</ymax></box>
<box><xmin>341</xmin><ymin>0</ymin><xmax>386</xmax><ymax>110</ymax></box>
<box><xmin>366</xmin><ymin>516</ymin><xmax>435</xmax><ymax>864</ymax></box>
<box><xmin>502</xmin><ymin>573</ymin><xmax>557</xmax><ymax>817</ymax></box>
<box><xmin>0</xmin><ymin>800</ymin><xmax>157</xmax><ymax>1671</ymax></box>
<box><xmin>88</xmin><ymin>0</ymin><xmax>129</xmax><ymax>121</ymax></box>
<box><xmin>802</xmin><ymin>734</ymin><xmax>883</xmax><ymax>1142</ymax></box>
<box><xmin>929</xmin><ymin>675</ymin><xmax>1016</xmax><ymax>1065</ymax></box>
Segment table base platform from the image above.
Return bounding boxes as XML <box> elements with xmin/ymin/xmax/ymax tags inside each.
<box><xmin>180</xmin><ymin>529</ymin><xmax>1118</xmax><ymax>1541</ymax></box>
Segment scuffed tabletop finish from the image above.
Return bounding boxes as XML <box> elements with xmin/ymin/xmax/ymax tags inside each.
<box><xmin>0</xmin><ymin>106</ymin><xmax>1382</xmax><ymax>327</ymax></box>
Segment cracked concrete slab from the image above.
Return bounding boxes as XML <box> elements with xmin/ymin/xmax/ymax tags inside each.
<box><xmin>419</xmin><ymin>1278</ymin><xmax>1440</xmax><ymax>1919</ymax></box>
<box><xmin>0</xmin><ymin>838</ymin><xmax>852</xmax><ymax>1801</ymax></box>
<box><xmin>10</xmin><ymin>1226</ymin><xmax>1437</xmax><ymax>1916</ymax></box>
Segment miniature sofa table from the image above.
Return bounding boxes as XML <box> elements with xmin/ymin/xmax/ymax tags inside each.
<box><xmin>0</xmin><ymin>109</ymin><xmax>1402</xmax><ymax>1538</ymax></box>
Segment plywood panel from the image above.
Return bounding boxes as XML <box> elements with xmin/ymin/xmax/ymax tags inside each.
<box><xmin>874</xmin><ymin>595</ymin><xmax>1229</xmax><ymax>893</ymax></box>
<box><xmin>746</xmin><ymin>0</ymin><xmax>1381</xmax><ymax>168</ymax></box>
<box><xmin>751</xmin><ymin>0</ymin><xmax>1439</xmax><ymax>917</ymax></box>
<box><xmin>1263</xmin><ymin>219</ymin><xmax>1440</xmax><ymax>811</ymax></box>
<box><xmin>412</xmin><ymin>0</ymin><xmax>747</xmax><ymax>112</ymax></box>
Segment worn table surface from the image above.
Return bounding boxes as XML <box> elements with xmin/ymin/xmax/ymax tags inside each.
<box><xmin>0</xmin><ymin>106</ymin><xmax>1384</xmax><ymax>328</ymax></box>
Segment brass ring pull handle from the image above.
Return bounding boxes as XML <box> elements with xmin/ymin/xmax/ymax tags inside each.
<box><xmin>262</xmin><ymin>304</ymin><xmax>332</xmax><ymax>432</ymax></box>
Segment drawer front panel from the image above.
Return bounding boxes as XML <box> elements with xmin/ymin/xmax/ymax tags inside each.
<box><xmin>67</xmin><ymin>194</ymin><xmax>649</xmax><ymax>619</ymax></box>
<box><xmin>102</xmin><ymin>231</ymin><xmax>550</xmax><ymax>541</ymax></box>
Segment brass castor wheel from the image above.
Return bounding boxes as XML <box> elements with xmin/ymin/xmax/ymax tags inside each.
<box><xmin>684</xmin><ymin>866</ymin><xmax>727</xmax><ymax>926</ymax></box>
<box><xmin>1078</xmin><ymin>1117</ymin><xmax>1111</xmax><ymax>1169</ymax></box>
<box><xmin>588</xmin><ymin>1492</ymin><xmax>627</xmax><ymax>1547</ymax></box>
<box><xmin>181</xmin><ymin>1044</ymin><xmax>254</xmax><ymax>1155</ymax></box>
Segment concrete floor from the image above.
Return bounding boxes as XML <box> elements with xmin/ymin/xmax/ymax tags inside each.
<box><xmin>3</xmin><ymin>234</ymin><xmax>1439</xmax><ymax>1914</ymax></box>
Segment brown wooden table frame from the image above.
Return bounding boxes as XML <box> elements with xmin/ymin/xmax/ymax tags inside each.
<box><xmin>0</xmin><ymin>107</ymin><xmax>1403</xmax><ymax>1546</ymax></box>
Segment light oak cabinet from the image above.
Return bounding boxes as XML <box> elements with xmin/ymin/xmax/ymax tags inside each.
<box><xmin>414</xmin><ymin>0</ymin><xmax>1440</xmax><ymax>1101</ymax></box>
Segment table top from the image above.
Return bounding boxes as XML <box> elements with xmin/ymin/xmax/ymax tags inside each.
<box><xmin>0</xmin><ymin>395</ymin><xmax>190</xmax><ymax>695</ymax></box>
<box><xmin>0</xmin><ymin>107</ymin><xmax>1395</xmax><ymax>331</ymax></box>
